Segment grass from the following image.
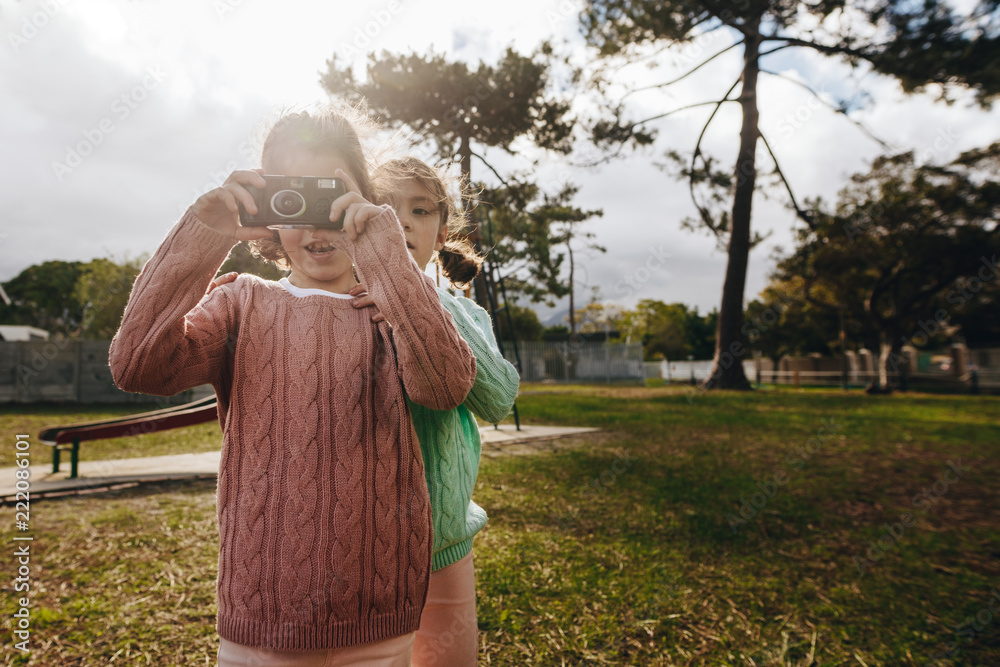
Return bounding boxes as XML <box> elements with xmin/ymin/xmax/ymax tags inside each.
<box><xmin>1</xmin><ymin>384</ymin><xmax>998</xmax><ymax>665</ymax></box>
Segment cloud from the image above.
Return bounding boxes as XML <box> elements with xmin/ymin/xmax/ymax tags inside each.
<box><xmin>1</xmin><ymin>0</ymin><xmax>998</xmax><ymax>335</ymax></box>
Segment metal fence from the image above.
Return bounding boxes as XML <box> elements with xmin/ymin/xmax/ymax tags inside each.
<box><xmin>499</xmin><ymin>340</ymin><xmax>646</xmax><ymax>383</ymax></box>
<box><xmin>0</xmin><ymin>339</ymin><xmax>196</xmax><ymax>404</ymax></box>
<box><xmin>5</xmin><ymin>337</ymin><xmax>997</xmax><ymax>400</ymax></box>
<box><xmin>2</xmin><ymin>338</ymin><xmax>649</xmax><ymax>400</ymax></box>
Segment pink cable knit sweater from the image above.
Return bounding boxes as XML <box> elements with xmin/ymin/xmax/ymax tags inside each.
<box><xmin>109</xmin><ymin>207</ymin><xmax>476</xmax><ymax>650</ymax></box>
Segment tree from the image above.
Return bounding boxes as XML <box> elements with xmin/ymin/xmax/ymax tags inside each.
<box><xmin>683</xmin><ymin>306</ymin><xmax>718</xmax><ymax>361</ymax></box>
<box><xmin>948</xmin><ymin>278</ymin><xmax>1000</xmax><ymax>347</ymax></box>
<box><xmin>320</xmin><ymin>45</ymin><xmax>577</xmax><ymax>310</ymax></box>
<box><xmin>73</xmin><ymin>257</ymin><xmax>146</xmax><ymax>340</ymax></box>
<box><xmin>618</xmin><ymin>299</ymin><xmax>720</xmax><ymax>360</ymax></box>
<box><xmin>580</xmin><ymin>0</ymin><xmax>1000</xmax><ymax>389</ymax></box>
<box><xmin>743</xmin><ymin>278</ymin><xmax>855</xmax><ymax>371</ymax></box>
<box><xmin>573</xmin><ymin>288</ymin><xmax>625</xmax><ymax>334</ymax></box>
<box><xmin>620</xmin><ymin>299</ymin><xmax>690</xmax><ymax>360</ymax></box>
<box><xmin>773</xmin><ymin>144</ymin><xmax>1000</xmax><ymax>391</ymax></box>
<box><xmin>480</xmin><ymin>181</ymin><xmax>604</xmax><ymax>316</ymax></box>
<box><xmin>542</xmin><ymin>325</ymin><xmax>571</xmax><ymax>342</ymax></box>
<box><xmin>0</xmin><ymin>261</ymin><xmax>85</xmax><ymax>336</ymax></box>
<box><xmin>496</xmin><ymin>302</ymin><xmax>544</xmax><ymax>342</ymax></box>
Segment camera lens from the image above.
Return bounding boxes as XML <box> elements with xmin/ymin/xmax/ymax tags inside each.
<box><xmin>271</xmin><ymin>190</ymin><xmax>307</xmax><ymax>218</ymax></box>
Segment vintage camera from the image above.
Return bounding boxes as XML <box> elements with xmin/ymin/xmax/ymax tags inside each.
<box><xmin>238</xmin><ymin>175</ymin><xmax>347</xmax><ymax>229</ymax></box>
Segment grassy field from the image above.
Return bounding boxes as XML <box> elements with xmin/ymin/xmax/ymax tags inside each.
<box><xmin>2</xmin><ymin>385</ymin><xmax>998</xmax><ymax>665</ymax></box>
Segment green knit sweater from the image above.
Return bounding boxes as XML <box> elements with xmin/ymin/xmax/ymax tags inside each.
<box><xmin>407</xmin><ymin>287</ymin><xmax>520</xmax><ymax>571</ymax></box>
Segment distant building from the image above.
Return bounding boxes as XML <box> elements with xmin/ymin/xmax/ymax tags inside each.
<box><xmin>0</xmin><ymin>325</ymin><xmax>50</xmax><ymax>341</ymax></box>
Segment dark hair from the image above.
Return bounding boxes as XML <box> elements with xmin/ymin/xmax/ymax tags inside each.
<box><xmin>372</xmin><ymin>157</ymin><xmax>483</xmax><ymax>286</ymax></box>
<box><xmin>249</xmin><ymin>105</ymin><xmax>375</xmax><ymax>269</ymax></box>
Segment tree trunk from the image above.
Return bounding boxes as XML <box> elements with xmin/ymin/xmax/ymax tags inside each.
<box><xmin>566</xmin><ymin>238</ymin><xmax>579</xmax><ymax>379</ymax></box>
<box><xmin>459</xmin><ymin>133</ymin><xmax>491</xmax><ymax>311</ymax></box>
<box><xmin>567</xmin><ymin>238</ymin><xmax>576</xmax><ymax>338</ymax></box>
<box><xmin>703</xmin><ymin>29</ymin><xmax>760</xmax><ymax>390</ymax></box>
<box><xmin>867</xmin><ymin>330</ymin><xmax>896</xmax><ymax>394</ymax></box>
<box><xmin>861</xmin><ymin>326</ymin><xmax>911</xmax><ymax>394</ymax></box>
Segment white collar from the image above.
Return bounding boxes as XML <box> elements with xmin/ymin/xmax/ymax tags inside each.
<box><xmin>278</xmin><ymin>277</ymin><xmax>354</xmax><ymax>299</ymax></box>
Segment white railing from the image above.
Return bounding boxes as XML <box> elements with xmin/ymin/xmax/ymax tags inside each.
<box><xmin>496</xmin><ymin>343</ymin><xmax>1000</xmax><ymax>389</ymax></box>
<box><xmin>499</xmin><ymin>341</ymin><xmax>645</xmax><ymax>383</ymax></box>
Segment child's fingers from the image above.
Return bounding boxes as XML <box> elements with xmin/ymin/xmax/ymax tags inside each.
<box><xmin>342</xmin><ymin>202</ymin><xmax>372</xmax><ymax>241</ymax></box>
<box><xmin>350</xmin><ymin>294</ymin><xmax>385</xmax><ymax>322</ymax></box>
<box><xmin>340</xmin><ymin>214</ymin><xmax>356</xmax><ymax>242</ymax></box>
<box><xmin>330</xmin><ymin>192</ymin><xmax>367</xmax><ymax>231</ymax></box>
<box><xmin>346</xmin><ymin>203</ymin><xmax>369</xmax><ymax>239</ymax></box>
<box><xmin>194</xmin><ymin>187</ymin><xmax>237</xmax><ymax>217</ymax></box>
<box><xmin>346</xmin><ymin>203</ymin><xmax>390</xmax><ymax>240</ymax></box>
<box><xmin>327</xmin><ymin>200</ymin><xmax>386</xmax><ymax>244</ymax></box>
<box><xmin>219</xmin><ymin>170</ymin><xmax>264</xmax><ymax>217</ymax></box>
<box><xmin>191</xmin><ymin>171</ymin><xmax>271</xmax><ymax>239</ymax></box>
<box><xmin>222</xmin><ymin>182</ymin><xmax>259</xmax><ymax>216</ymax></box>
<box><xmin>349</xmin><ymin>284</ymin><xmax>367</xmax><ymax>296</ymax></box>
<box><xmin>335</xmin><ymin>169</ymin><xmax>362</xmax><ymax>197</ymax></box>
<box><xmin>224</xmin><ymin>170</ymin><xmax>267</xmax><ymax>189</ymax></box>
<box><xmin>210</xmin><ymin>272</ymin><xmax>239</xmax><ymax>292</ymax></box>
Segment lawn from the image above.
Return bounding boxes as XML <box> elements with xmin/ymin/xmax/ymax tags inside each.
<box><xmin>2</xmin><ymin>385</ymin><xmax>998</xmax><ymax>665</ymax></box>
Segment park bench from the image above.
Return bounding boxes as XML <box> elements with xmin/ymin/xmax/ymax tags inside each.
<box><xmin>38</xmin><ymin>396</ymin><xmax>219</xmax><ymax>479</ymax></box>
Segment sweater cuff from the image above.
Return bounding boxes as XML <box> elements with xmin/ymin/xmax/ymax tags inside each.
<box><xmin>431</xmin><ymin>538</ymin><xmax>473</xmax><ymax>572</ymax></box>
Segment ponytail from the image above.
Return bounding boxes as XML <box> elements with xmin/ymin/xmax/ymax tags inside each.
<box><xmin>437</xmin><ymin>237</ymin><xmax>483</xmax><ymax>287</ymax></box>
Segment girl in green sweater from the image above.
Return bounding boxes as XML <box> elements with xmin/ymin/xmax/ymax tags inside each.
<box><xmin>350</xmin><ymin>157</ymin><xmax>520</xmax><ymax>666</ymax></box>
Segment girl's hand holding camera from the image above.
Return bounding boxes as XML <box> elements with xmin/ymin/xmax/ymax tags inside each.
<box><xmin>324</xmin><ymin>168</ymin><xmax>387</xmax><ymax>243</ymax></box>
<box><xmin>192</xmin><ymin>167</ymin><xmax>385</xmax><ymax>245</ymax></box>
<box><xmin>192</xmin><ymin>170</ymin><xmax>274</xmax><ymax>242</ymax></box>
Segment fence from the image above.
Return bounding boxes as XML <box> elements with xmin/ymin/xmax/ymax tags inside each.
<box><xmin>656</xmin><ymin>359</ymin><xmax>758</xmax><ymax>384</ymax></box>
<box><xmin>645</xmin><ymin>345</ymin><xmax>1000</xmax><ymax>391</ymax></box>
<box><xmin>0</xmin><ymin>339</ymin><xmax>197</xmax><ymax>404</ymax></box>
<box><xmin>5</xmin><ymin>338</ymin><xmax>996</xmax><ymax>400</ymax></box>
<box><xmin>4</xmin><ymin>338</ymin><xmax>649</xmax><ymax>400</ymax></box>
<box><xmin>500</xmin><ymin>340</ymin><xmax>645</xmax><ymax>383</ymax></box>
<box><xmin>969</xmin><ymin>348</ymin><xmax>1000</xmax><ymax>388</ymax></box>
<box><xmin>505</xmin><ymin>343</ymin><xmax>1000</xmax><ymax>389</ymax></box>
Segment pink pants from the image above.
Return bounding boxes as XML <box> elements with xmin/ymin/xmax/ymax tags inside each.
<box><xmin>217</xmin><ymin>632</ymin><xmax>414</xmax><ymax>667</ymax></box>
<box><xmin>412</xmin><ymin>551</ymin><xmax>478</xmax><ymax>667</ymax></box>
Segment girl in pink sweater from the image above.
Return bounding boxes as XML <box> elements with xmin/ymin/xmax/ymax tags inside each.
<box><xmin>109</xmin><ymin>108</ymin><xmax>477</xmax><ymax>666</ymax></box>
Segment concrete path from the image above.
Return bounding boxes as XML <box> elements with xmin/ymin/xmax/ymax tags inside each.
<box><xmin>1</xmin><ymin>424</ymin><xmax>599</xmax><ymax>502</ymax></box>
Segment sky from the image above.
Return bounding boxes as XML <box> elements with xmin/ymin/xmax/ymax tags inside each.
<box><xmin>1</xmin><ymin>0</ymin><xmax>998</xmax><ymax>325</ymax></box>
